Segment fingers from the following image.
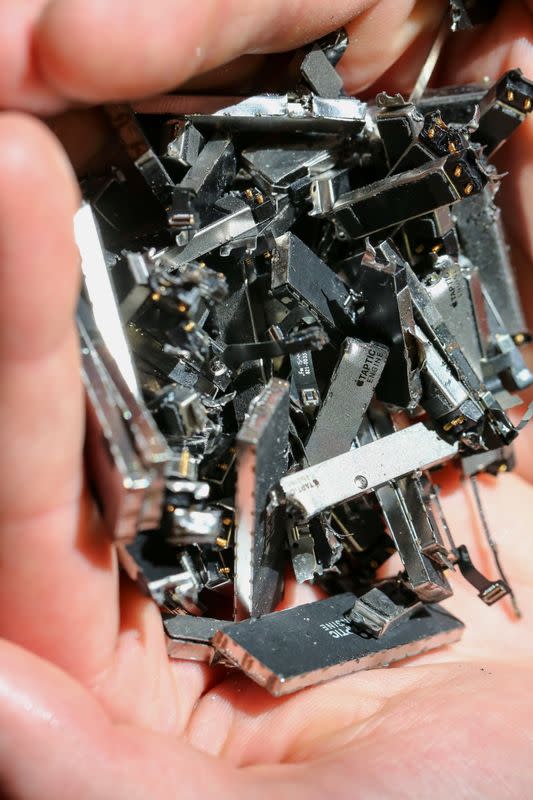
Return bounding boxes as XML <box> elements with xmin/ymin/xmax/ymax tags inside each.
<box><xmin>0</xmin><ymin>638</ymin><xmax>230</xmax><ymax>800</ymax></box>
<box><xmin>0</xmin><ymin>113</ymin><xmax>119</xmax><ymax>682</ymax></box>
<box><xmin>0</xmin><ymin>0</ymin><xmax>66</xmax><ymax>113</ymax></box>
<box><xmin>437</xmin><ymin>0</ymin><xmax>533</xmax><ymax>86</ymax></box>
<box><xmin>0</xmin><ymin>638</ymin><xmax>113</xmax><ymax>800</ymax></box>
<box><xmin>35</xmin><ymin>0</ymin><xmax>372</xmax><ymax>103</ymax></box>
<box><xmin>1</xmin><ymin>0</ymin><xmax>444</xmax><ymax>111</ymax></box>
<box><xmin>91</xmin><ymin>576</ymin><xmax>215</xmax><ymax>735</ymax></box>
<box><xmin>0</xmin><ymin>113</ymin><xmax>80</xmax><ymax>512</ymax></box>
<box><xmin>339</xmin><ymin>0</ymin><xmax>446</xmax><ymax>95</ymax></box>
<box><xmin>162</xmin><ymin>0</ymin><xmax>447</xmax><ymax>98</ymax></box>
<box><xmin>0</xmin><ymin>0</ymin><xmax>481</xmax><ymax>113</ymax></box>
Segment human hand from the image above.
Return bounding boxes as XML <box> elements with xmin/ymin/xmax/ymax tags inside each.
<box><xmin>1</xmin><ymin>2</ymin><xmax>533</xmax><ymax>797</ymax></box>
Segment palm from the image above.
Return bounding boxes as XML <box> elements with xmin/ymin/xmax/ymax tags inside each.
<box><xmin>1</xmin><ymin>1</ymin><xmax>533</xmax><ymax>797</ymax></box>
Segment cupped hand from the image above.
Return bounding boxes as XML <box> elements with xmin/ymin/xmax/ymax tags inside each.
<box><xmin>1</xmin><ymin>2</ymin><xmax>533</xmax><ymax>798</ymax></box>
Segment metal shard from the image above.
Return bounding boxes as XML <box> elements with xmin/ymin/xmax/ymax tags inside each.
<box><xmin>234</xmin><ymin>378</ymin><xmax>290</xmax><ymax>618</ymax></box>
<box><xmin>75</xmin><ymin>30</ymin><xmax>530</xmax><ymax>692</ymax></box>
<box><xmin>213</xmin><ymin>593</ymin><xmax>464</xmax><ymax>695</ymax></box>
<box><xmin>75</xmin><ymin>203</ymin><xmax>140</xmax><ymax>397</ymax></box>
<box><xmin>305</xmin><ymin>338</ymin><xmax>388</xmax><ymax>465</ymax></box>
<box><xmin>280</xmin><ymin>423</ymin><xmax>457</xmax><ymax>520</ymax></box>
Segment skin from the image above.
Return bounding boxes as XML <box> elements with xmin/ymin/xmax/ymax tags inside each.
<box><xmin>0</xmin><ymin>0</ymin><xmax>533</xmax><ymax>796</ymax></box>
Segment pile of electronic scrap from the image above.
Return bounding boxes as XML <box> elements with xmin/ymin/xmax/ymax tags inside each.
<box><xmin>77</xmin><ymin>0</ymin><xmax>533</xmax><ymax>695</ymax></box>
